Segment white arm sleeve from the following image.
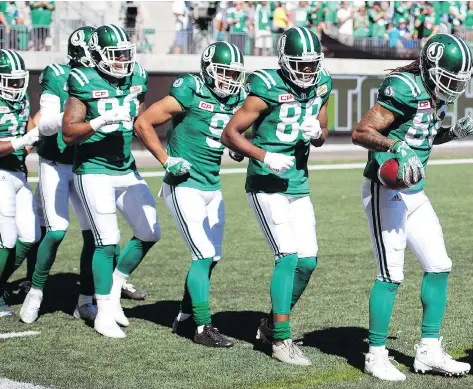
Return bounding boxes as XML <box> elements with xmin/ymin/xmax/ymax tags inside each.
<box><xmin>38</xmin><ymin>93</ymin><xmax>63</xmax><ymax>136</ymax></box>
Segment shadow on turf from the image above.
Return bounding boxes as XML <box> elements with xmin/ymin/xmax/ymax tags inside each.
<box><xmin>9</xmin><ymin>273</ymin><xmax>79</xmax><ymax>316</ymax></box>
<box><xmin>301</xmin><ymin>326</ymin><xmax>413</xmax><ymax>371</ymax></box>
<box><xmin>127</xmin><ymin>303</ymin><xmax>269</xmax><ymax>351</ymax></box>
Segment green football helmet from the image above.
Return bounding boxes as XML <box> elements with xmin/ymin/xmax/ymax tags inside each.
<box><xmin>67</xmin><ymin>26</ymin><xmax>96</xmax><ymax>67</ymax></box>
<box><xmin>88</xmin><ymin>24</ymin><xmax>136</xmax><ymax>79</ymax></box>
<box><xmin>0</xmin><ymin>49</ymin><xmax>28</xmax><ymax>102</ymax></box>
<box><xmin>200</xmin><ymin>41</ymin><xmax>245</xmax><ymax>98</ymax></box>
<box><xmin>420</xmin><ymin>33</ymin><xmax>472</xmax><ymax>104</ymax></box>
<box><xmin>277</xmin><ymin>27</ymin><xmax>324</xmax><ymax>89</ymax></box>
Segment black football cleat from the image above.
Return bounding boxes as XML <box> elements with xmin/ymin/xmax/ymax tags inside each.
<box><xmin>121</xmin><ymin>281</ymin><xmax>146</xmax><ymax>300</ymax></box>
<box><xmin>194</xmin><ymin>324</ymin><xmax>234</xmax><ymax>348</ymax></box>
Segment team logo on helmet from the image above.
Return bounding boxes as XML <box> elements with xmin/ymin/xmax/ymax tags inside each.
<box><xmin>89</xmin><ymin>32</ymin><xmax>99</xmax><ymax>50</ymax></box>
<box><xmin>202</xmin><ymin>45</ymin><xmax>215</xmax><ymax>63</ymax></box>
<box><xmin>427</xmin><ymin>42</ymin><xmax>444</xmax><ymax>62</ymax></box>
<box><xmin>384</xmin><ymin>86</ymin><xmax>394</xmax><ymax>97</ymax></box>
<box><xmin>71</xmin><ymin>30</ymin><xmax>85</xmax><ymax>46</ymax></box>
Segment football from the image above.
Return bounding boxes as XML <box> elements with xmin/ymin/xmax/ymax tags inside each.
<box><xmin>378</xmin><ymin>158</ymin><xmax>409</xmax><ymax>190</ymax></box>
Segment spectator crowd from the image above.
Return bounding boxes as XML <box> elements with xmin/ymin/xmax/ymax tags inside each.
<box><xmin>172</xmin><ymin>1</ymin><xmax>473</xmax><ymax>57</ymax></box>
<box><xmin>0</xmin><ymin>1</ymin><xmax>55</xmax><ymax>51</ymax></box>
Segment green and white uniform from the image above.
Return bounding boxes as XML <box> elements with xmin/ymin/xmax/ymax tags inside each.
<box><xmin>36</xmin><ymin>63</ymin><xmax>89</xmax><ymax>232</ymax></box>
<box><xmin>68</xmin><ymin>63</ymin><xmax>160</xmax><ymax>247</ymax></box>
<box><xmin>160</xmin><ymin>73</ymin><xmax>246</xmax><ymax>260</ymax></box>
<box><xmin>361</xmin><ymin>72</ymin><xmax>451</xmax><ymax>284</ymax></box>
<box><xmin>246</xmin><ymin>68</ymin><xmax>332</xmax><ymax>259</ymax></box>
<box><xmin>0</xmin><ymin>95</ymin><xmax>40</xmax><ymax>248</ymax></box>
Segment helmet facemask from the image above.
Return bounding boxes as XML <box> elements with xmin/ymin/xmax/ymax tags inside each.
<box><xmin>96</xmin><ymin>41</ymin><xmax>136</xmax><ymax>79</ymax></box>
<box><xmin>0</xmin><ymin>69</ymin><xmax>29</xmax><ymax>102</ymax></box>
<box><xmin>427</xmin><ymin>65</ymin><xmax>470</xmax><ymax>104</ymax></box>
<box><xmin>280</xmin><ymin>51</ymin><xmax>324</xmax><ymax>89</ymax></box>
<box><xmin>205</xmin><ymin>61</ymin><xmax>244</xmax><ymax>97</ymax></box>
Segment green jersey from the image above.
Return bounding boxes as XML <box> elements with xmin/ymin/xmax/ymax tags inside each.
<box><xmin>227</xmin><ymin>8</ymin><xmax>246</xmax><ymax>33</ymax></box>
<box><xmin>363</xmin><ymin>72</ymin><xmax>446</xmax><ymax>191</ymax></box>
<box><xmin>0</xmin><ymin>95</ymin><xmax>30</xmax><ymax>172</ymax></box>
<box><xmin>67</xmin><ymin>62</ymin><xmax>148</xmax><ymax>175</ymax></box>
<box><xmin>165</xmin><ymin>74</ymin><xmax>246</xmax><ymax>191</ymax></box>
<box><xmin>37</xmin><ymin>63</ymin><xmax>74</xmax><ymax>164</ymax></box>
<box><xmin>245</xmin><ymin>68</ymin><xmax>332</xmax><ymax>197</ymax></box>
<box><xmin>254</xmin><ymin>3</ymin><xmax>271</xmax><ymax>31</ymax></box>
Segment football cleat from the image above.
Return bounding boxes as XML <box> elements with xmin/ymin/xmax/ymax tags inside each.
<box><xmin>13</xmin><ymin>280</ymin><xmax>32</xmax><ymax>296</ymax></box>
<box><xmin>113</xmin><ymin>303</ymin><xmax>129</xmax><ymax>327</ymax></box>
<box><xmin>19</xmin><ymin>288</ymin><xmax>43</xmax><ymax>324</ymax></box>
<box><xmin>0</xmin><ymin>289</ymin><xmax>15</xmax><ymax>317</ymax></box>
<box><xmin>172</xmin><ymin>316</ymin><xmax>195</xmax><ymax>338</ymax></box>
<box><xmin>73</xmin><ymin>303</ymin><xmax>98</xmax><ymax>321</ymax></box>
<box><xmin>272</xmin><ymin>339</ymin><xmax>311</xmax><ymax>366</ymax></box>
<box><xmin>94</xmin><ymin>313</ymin><xmax>126</xmax><ymax>338</ymax></box>
<box><xmin>413</xmin><ymin>337</ymin><xmax>470</xmax><ymax>376</ymax></box>
<box><xmin>256</xmin><ymin>318</ymin><xmax>274</xmax><ymax>344</ymax></box>
<box><xmin>193</xmin><ymin>324</ymin><xmax>234</xmax><ymax>348</ymax></box>
<box><xmin>365</xmin><ymin>348</ymin><xmax>406</xmax><ymax>381</ymax></box>
<box><xmin>121</xmin><ymin>281</ymin><xmax>146</xmax><ymax>300</ymax></box>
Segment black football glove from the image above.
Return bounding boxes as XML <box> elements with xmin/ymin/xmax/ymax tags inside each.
<box><xmin>229</xmin><ymin>150</ymin><xmax>244</xmax><ymax>163</ymax></box>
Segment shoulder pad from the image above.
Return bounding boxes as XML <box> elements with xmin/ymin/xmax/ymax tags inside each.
<box><xmin>134</xmin><ymin>62</ymin><xmax>147</xmax><ymax>79</ymax></box>
<box><xmin>377</xmin><ymin>72</ymin><xmax>420</xmax><ymax>115</ymax></box>
<box><xmin>169</xmin><ymin>73</ymin><xmax>202</xmax><ymax>109</ymax></box>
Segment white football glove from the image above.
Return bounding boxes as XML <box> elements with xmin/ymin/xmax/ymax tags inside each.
<box><xmin>263</xmin><ymin>151</ymin><xmax>294</xmax><ymax>175</ymax></box>
<box><xmin>450</xmin><ymin>115</ymin><xmax>473</xmax><ymax>139</ymax></box>
<box><xmin>300</xmin><ymin>116</ymin><xmax>322</xmax><ymax>140</ymax></box>
<box><xmin>163</xmin><ymin>156</ymin><xmax>192</xmax><ymax>176</ymax></box>
<box><xmin>89</xmin><ymin>107</ymin><xmax>131</xmax><ymax>131</ymax></box>
<box><xmin>11</xmin><ymin>128</ymin><xmax>39</xmax><ymax>151</ymax></box>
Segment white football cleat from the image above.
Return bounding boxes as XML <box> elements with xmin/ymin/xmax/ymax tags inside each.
<box><xmin>73</xmin><ymin>303</ymin><xmax>98</xmax><ymax>321</ymax></box>
<box><xmin>20</xmin><ymin>288</ymin><xmax>43</xmax><ymax>324</ymax></box>
<box><xmin>94</xmin><ymin>313</ymin><xmax>126</xmax><ymax>338</ymax></box>
<box><xmin>365</xmin><ymin>347</ymin><xmax>406</xmax><ymax>381</ymax></box>
<box><xmin>414</xmin><ymin>337</ymin><xmax>470</xmax><ymax>376</ymax></box>
<box><xmin>114</xmin><ymin>304</ymin><xmax>129</xmax><ymax>327</ymax></box>
<box><xmin>272</xmin><ymin>339</ymin><xmax>311</xmax><ymax>366</ymax></box>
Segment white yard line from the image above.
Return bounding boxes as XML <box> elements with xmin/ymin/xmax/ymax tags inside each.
<box><xmin>25</xmin><ymin>158</ymin><xmax>473</xmax><ymax>183</ymax></box>
<box><xmin>0</xmin><ymin>331</ymin><xmax>40</xmax><ymax>340</ymax></box>
<box><xmin>0</xmin><ymin>378</ymin><xmax>50</xmax><ymax>389</ymax></box>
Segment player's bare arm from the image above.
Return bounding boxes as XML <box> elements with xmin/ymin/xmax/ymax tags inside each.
<box><xmin>352</xmin><ymin>103</ymin><xmax>397</xmax><ymax>151</ymax></box>
<box><xmin>62</xmin><ymin>96</ymin><xmax>93</xmax><ymax>145</ymax></box>
<box><xmin>25</xmin><ymin>116</ymin><xmax>38</xmax><ymax>154</ymax></box>
<box><xmin>32</xmin><ymin>110</ymin><xmax>40</xmax><ymax>126</ymax></box>
<box><xmin>221</xmin><ymin>95</ymin><xmax>267</xmax><ymax>162</ymax></box>
<box><xmin>134</xmin><ymin>96</ymin><xmax>183</xmax><ymax>165</ymax></box>
<box><xmin>311</xmin><ymin>101</ymin><xmax>329</xmax><ymax>147</ymax></box>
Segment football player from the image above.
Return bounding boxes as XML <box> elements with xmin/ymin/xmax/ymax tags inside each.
<box><xmin>134</xmin><ymin>41</ymin><xmax>246</xmax><ymax>348</ymax></box>
<box><xmin>20</xmin><ymin>26</ymin><xmax>98</xmax><ymax>324</ymax></box>
<box><xmin>221</xmin><ymin>27</ymin><xmax>330</xmax><ymax>365</ymax></box>
<box><xmin>352</xmin><ymin>33</ymin><xmax>472</xmax><ymax>381</ymax></box>
<box><xmin>0</xmin><ymin>49</ymin><xmax>41</xmax><ymax>317</ymax></box>
<box><xmin>62</xmin><ymin>24</ymin><xmax>160</xmax><ymax>338</ymax></box>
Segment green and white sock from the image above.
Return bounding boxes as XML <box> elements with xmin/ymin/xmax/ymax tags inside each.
<box><xmin>92</xmin><ymin>245</ymin><xmax>116</xmax><ymax>296</ymax></box>
<box><xmin>187</xmin><ymin>257</ymin><xmax>213</xmax><ymax>326</ymax></box>
<box><xmin>368</xmin><ymin>279</ymin><xmax>399</xmax><ymax>347</ymax></box>
<box><xmin>291</xmin><ymin>256</ymin><xmax>317</xmax><ymax>310</ymax></box>
<box><xmin>421</xmin><ymin>272</ymin><xmax>448</xmax><ymax>339</ymax></box>
<box><xmin>31</xmin><ymin>230</ymin><xmax>66</xmax><ymax>290</ymax></box>
<box><xmin>116</xmin><ymin>237</ymin><xmax>155</xmax><ymax>276</ymax></box>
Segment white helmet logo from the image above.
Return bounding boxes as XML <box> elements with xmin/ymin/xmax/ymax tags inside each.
<box><xmin>278</xmin><ymin>35</ymin><xmax>286</xmax><ymax>53</ymax></box>
<box><xmin>71</xmin><ymin>30</ymin><xmax>85</xmax><ymax>46</ymax></box>
<box><xmin>203</xmin><ymin>45</ymin><xmax>215</xmax><ymax>62</ymax></box>
<box><xmin>427</xmin><ymin>42</ymin><xmax>444</xmax><ymax>62</ymax></box>
<box><xmin>89</xmin><ymin>32</ymin><xmax>99</xmax><ymax>50</ymax></box>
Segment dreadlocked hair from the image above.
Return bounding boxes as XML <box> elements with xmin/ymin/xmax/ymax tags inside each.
<box><xmin>387</xmin><ymin>58</ymin><xmax>421</xmax><ymax>75</ymax></box>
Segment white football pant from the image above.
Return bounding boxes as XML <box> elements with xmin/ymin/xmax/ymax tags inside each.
<box><xmin>160</xmin><ymin>183</ymin><xmax>224</xmax><ymax>261</ymax></box>
<box><xmin>247</xmin><ymin>192</ymin><xmax>318</xmax><ymax>259</ymax></box>
<box><xmin>35</xmin><ymin>158</ymin><xmax>90</xmax><ymax>231</ymax></box>
<box><xmin>73</xmin><ymin>171</ymin><xmax>160</xmax><ymax>246</ymax></box>
<box><xmin>0</xmin><ymin>169</ymin><xmax>40</xmax><ymax>248</ymax></box>
<box><xmin>361</xmin><ymin>179</ymin><xmax>452</xmax><ymax>283</ymax></box>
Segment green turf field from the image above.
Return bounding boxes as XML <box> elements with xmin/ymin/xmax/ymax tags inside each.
<box><xmin>1</xmin><ymin>163</ymin><xmax>473</xmax><ymax>389</ymax></box>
